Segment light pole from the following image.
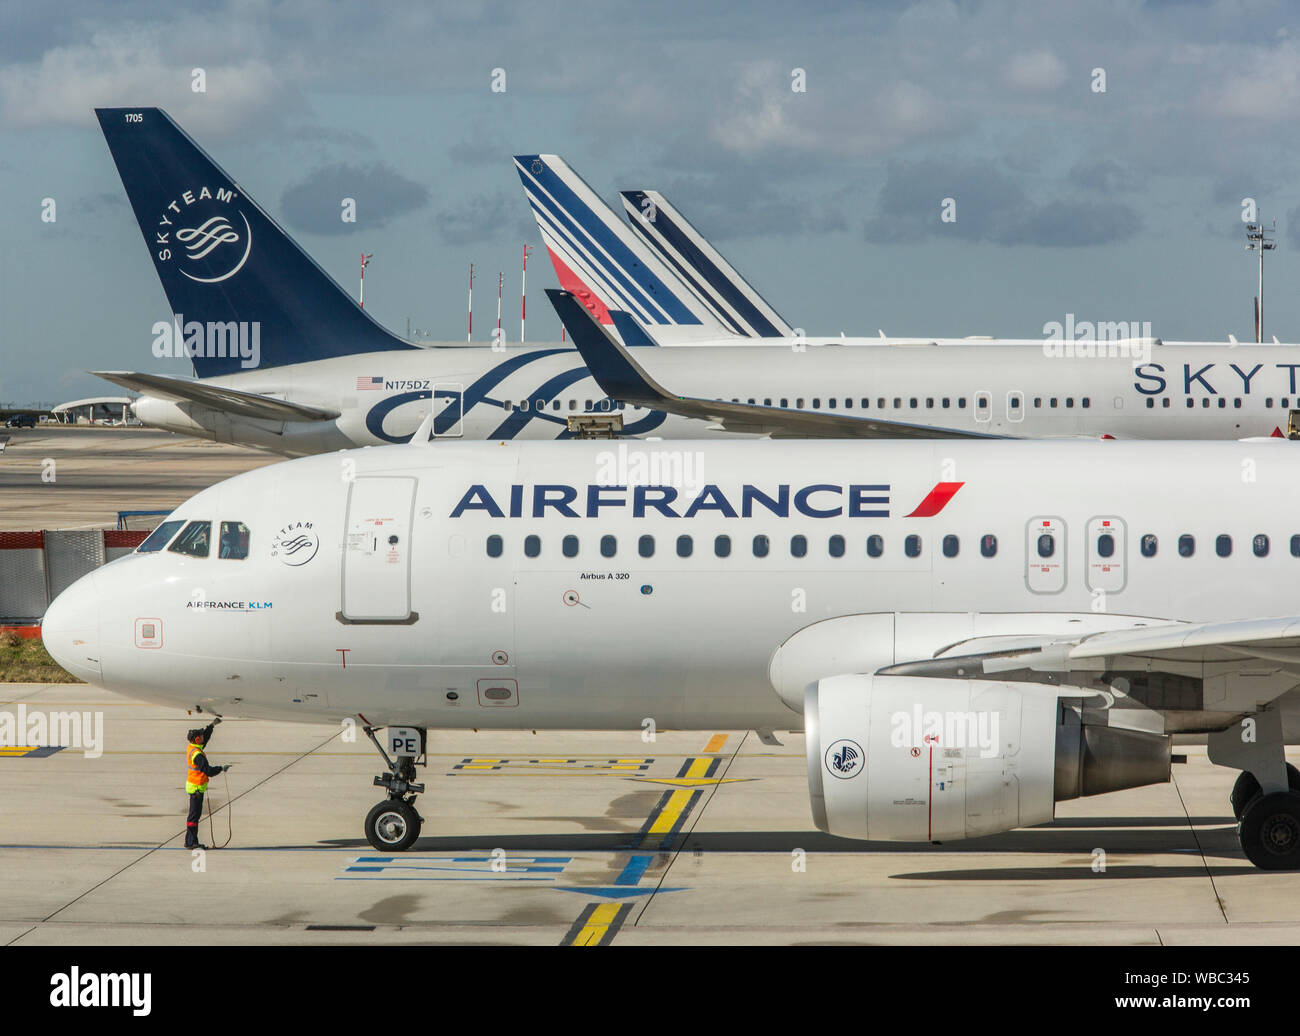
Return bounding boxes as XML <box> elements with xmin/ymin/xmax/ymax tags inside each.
<box><xmin>1245</xmin><ymin>218</ymin><xmax>1276</xmax><ymax>343</ymax></box>
<box><xmin>359</xmin><ymin>252</ymin><xmax>373</xmax><ymax>309</ymax></box>
<box><xmin>521</xmin><ymin>244</ymin><xmax>534</xmax><ymax>343</ymax></box>
<box><xmin>467</xmin><ymin>262</ymin><xmax>475</xmax><ymax>343</ymax></box>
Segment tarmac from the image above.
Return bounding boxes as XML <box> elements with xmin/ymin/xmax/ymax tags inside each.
<box><xmin>1</xmin><ymin>681</ymin><xmax>1297</xmax><ymax>946</ymax></box>
<box><xmin>2</xmin><ymin>425</ymin><xmax>1296</xmax><ymax>946</ymax></box>
<box><xmin>0</xmin><ymin>425</ymin><xmax>273</xmax><ymax>529</ymax></box>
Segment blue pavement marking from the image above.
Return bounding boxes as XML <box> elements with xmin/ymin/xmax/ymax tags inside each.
<box><xmin>339</xmin><ymin>855</ymin><xmax>572</xmax><ymax>881</ymax></box>
<box><xmin>552</xmin><ymin>852</ymin><xmax>688</xmax><ymax>899</ymax></box>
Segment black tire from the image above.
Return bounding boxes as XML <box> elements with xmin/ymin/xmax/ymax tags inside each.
<box><xmin>1239</xmin><ymin>790</ymin><xmax>1300</xmax><ymax>870</ymax></box>
<box><xmin>1230</xmin><ymin>763</ymin><xmax>1300</xmax><ymax>819</ymax></box>
<box><xmin>365</xmin><ymin>799</ymin><xmax>421</xmax><ymax>852</ymax></box>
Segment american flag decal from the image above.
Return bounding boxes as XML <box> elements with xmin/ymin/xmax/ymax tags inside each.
<box><xmin>356</xmin><ymin>376</ymin><xmax>384</xmax><ymax>390</ymax></box>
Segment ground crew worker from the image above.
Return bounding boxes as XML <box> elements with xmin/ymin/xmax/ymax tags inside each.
<box><xmin>185</xmin><ymin>720</ymin><xmax>229</xmax><ymax>849</ymax></box>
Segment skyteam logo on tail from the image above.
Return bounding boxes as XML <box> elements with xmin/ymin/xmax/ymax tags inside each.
<box><xmin>156</xmin><ymin>186</ymin><xmax>252</xmax><ymax>284</ymax></box>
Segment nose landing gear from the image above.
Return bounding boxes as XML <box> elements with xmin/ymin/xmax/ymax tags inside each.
<box><xmin>362</xmin><ymin>725</ymin><xmax>426</xmax><ymax>852</ymax></box>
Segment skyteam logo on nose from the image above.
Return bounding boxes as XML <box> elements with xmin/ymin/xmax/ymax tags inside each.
<box><xmin>825</xmin><ymin>739</ymin><xmax>863</xmax><ymax>779</ymax></box>
<box><xmin>155</xmin><ymin>185</ymin><xmax>252</xmax><ymax>284</ymax></box>
<box><xmin>271</xmin><ymin>521</ymin><xmax>318</xmax><ymax>566</ymax></box>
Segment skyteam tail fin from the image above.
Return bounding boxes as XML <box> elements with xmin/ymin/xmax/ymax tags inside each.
<box><xmin>620</xmin><ymin>190</ymin><xmax>793</xmax><ymax>338</ymax></box>
<box><xmin>513</xmin><ymin>154</ymin><xmax>741</xmax><ymax>345</ymax></box>
<box><xmin>96</xmin><ymin>107</ymin><xmax>416</xmax><ymax>377</ymax></box>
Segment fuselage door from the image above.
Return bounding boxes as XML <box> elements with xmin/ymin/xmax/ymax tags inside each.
<box><xmin>340</xmin><ymin>475</ymin><xmax>418</xmax><ymax>623</ymax></box>
<box><xmin>433</xmin><ymin>383</ymin><xmax>463</xmax><ymax>438</ymax></box>
<box><xmin>1084</xmin><ymin>516</ymin><xmax>1126</xmax><ymax>595</ymax></box>
<box><xmin>1025</xmin><ymin>516</ymin><xmax>1066</xmax><ymax>594</ymax></box>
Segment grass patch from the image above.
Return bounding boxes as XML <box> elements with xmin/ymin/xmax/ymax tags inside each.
<box><xmin>0</xmin><ymin>631</ymin><xmax>83</xmax><ymax>683</ymax></box>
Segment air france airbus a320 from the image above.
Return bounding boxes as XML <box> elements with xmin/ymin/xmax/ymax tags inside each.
<box><xmin>93</xmin><ymin>108</ymin><xmax>1300</xmax><ymax>456</ymax></box>
<box><xmin>41</xmin><ymin>429</ymin><xmax>1300</xmax><ymax>869</ymax></box>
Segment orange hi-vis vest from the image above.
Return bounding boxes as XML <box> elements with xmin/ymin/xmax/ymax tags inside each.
<box><xmin>186</xmin><ymin>742</ymin><xmax>209</xmax><ymax>795</ymax></box>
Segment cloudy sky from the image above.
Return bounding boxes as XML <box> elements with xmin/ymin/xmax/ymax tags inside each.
<box><xmin>3</xmin><ymin>0</ymin><xmax>1300</xmax><ymax>403</ymax></box>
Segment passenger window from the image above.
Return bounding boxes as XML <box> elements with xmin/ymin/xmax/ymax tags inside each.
<box><xmin>980</xmin><ymin>534</ymin><xmax>997</xmax><ymax>558</ymax></box>
<box><xmin>1096</xmin><ymin>533</ymin><xmax>1114</xmax><ymax>558</ymax></box>
<box><xmin>676</xmin><ymin>535</ymin><xmax>693</xmax><ymax>558</ymax></box>
<box><xmin>524</xmin><ymin>534</ymin><xmax>541</xmax><ymax>558</ymax></box>
<box><xmin>562</xmin><ymin>535</ymin><xmax>579</xmax><ymax>558</ymax></box>
<box><xmin>1254</xmin><ymin>534</ymin><xmax>1269</xmax><ymax>557</ymax></box>
<box><xmin>219</xmin><ymin>521</ymin><xmax>250</xmax><ymax>560</ymax></box>
<box><xmin>829</xmin><ymin>534</ymin><xmax>845</xmax><ymax>558</ymax></box>
<box><xmin>1178</xmin><ymin>534</ymin><xmax>1195</xmax><ymax>557</ymax></box>
<box><xmin>1037</xmin><ymin>533</ymin><xmax>1055</xmax><ymax>559</ymax></box>
<box><xmin>753</xmin><ymin>534</ymin><xmax>770</xmax><ymax>558</ymax></box>
<box><xmin>1140</xmin><ymin>534</ymin><xmax>1157</xmax><ymax>557</ymax></box>
<box><xmin>866</xmin><ymin>534</ymin><xmax>883</xmax><ymax>558</ymax></box>
<box><xmin>486</xmin><ymin>535</ymin><xmax>503</xmax><ymax>558</ymax></box>
<box><xmin>942</xmin><ymin>534</ymin><xmax>958</xmax><ymax>558</ymax></box>
<box><xmin>600</xmin><ymin>535</ymin><xmax>617</xmax><ymax>558</ymax></box>
<box><xmin>168</xmin><ymin>520</ymin><xmax>212</xmax><ymax>558</ymax></box>
<box><xmin>791</xmin><ymin>535</ymin><xmax>807</xmax><ymax>558</ymax></box>
<box><xmin>638</xmin><ymin>535</ymin><xmax>655</xmax><ymax>558</ymax></box>
<box><xmin>714</xmin><ymin>535</ymin><xmax>731</xmax><ymax>558</ymax></box>
<box><xmin>1291</xmin><ymin>534</ymin><xmax>1300</xmax><ymax>557</ymax></box>
<box><xmin>137</xmin><ymin>519</ymin><xmax>184</xmax><ymax>553</ymax></box>
<box><xmin>905</xmin><ymin>534</ymin><xmax>922</xmax><ymax>558</ymax></box>
<box><xmin>1215</xmin><ymin>534</ymin><xmax>1232</xmax><ymax>558</ymax></box>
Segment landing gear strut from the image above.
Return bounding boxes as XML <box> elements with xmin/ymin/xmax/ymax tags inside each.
<box><xmin>1208</xmin><ymin>708</ymin><xmax>1300</xmax><ymax>870</ymax></box>
<box><xmin>362</xmin><ymin>725</ymin><xmax>426</xmax><ymax>852</ymax></box>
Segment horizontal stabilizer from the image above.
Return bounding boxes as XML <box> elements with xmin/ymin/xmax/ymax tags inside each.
<box><xmin>93</xmin><ymin>371</ymin><xmax>340</xmax><ymax>423</ymax></box>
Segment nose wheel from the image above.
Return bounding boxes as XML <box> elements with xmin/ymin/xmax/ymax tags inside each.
<box><xmin>361</xmin><ymin>724</ymin><xmax>427</xmax><ymax>852</ymax></box>
<box><xmin>365</xmin><ymin>799</ymin><xmax>422</xmax><ymax>852</ymax></box>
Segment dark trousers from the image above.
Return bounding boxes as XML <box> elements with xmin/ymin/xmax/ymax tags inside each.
<box><xmin>186</xmin><ymin>790</ymin><xmax>205</xmax><ymax>847</ymax></box>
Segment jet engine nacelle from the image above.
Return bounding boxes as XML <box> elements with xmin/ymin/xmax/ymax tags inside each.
<box><xmin>805</xmin><ymin>674</ymin><xmax>1170</xmax><ymax>843</ymax></box>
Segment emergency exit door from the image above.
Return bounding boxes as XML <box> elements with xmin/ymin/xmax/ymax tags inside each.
<box><xmin>339</xmin><ymin>476</ymin><xmax>418</xmax><ymax>623</ymax></box>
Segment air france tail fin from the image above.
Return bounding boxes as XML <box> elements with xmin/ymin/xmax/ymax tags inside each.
<box><xmin>620</xmin><ymin>190</ymin><xmax>793</xmax><ymax>338</ymax></box>
<box><xmin>96</xmin><ymin>107</ymin><xmax>416</xmax><ymax>377</ymax></box>
<box><xmin>513</xmin><ymin>154</ymin><xmax>741</xmax><ymax>345</ymax></box>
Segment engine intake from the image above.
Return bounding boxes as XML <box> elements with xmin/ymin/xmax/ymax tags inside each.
<box><xmin>805</xmin><ymin>674</ymin><xmax>1170</xmax><ymax>842</ymax></box>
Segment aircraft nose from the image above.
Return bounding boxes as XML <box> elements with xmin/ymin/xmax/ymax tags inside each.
<box><xmin>42</xmin><ymin>571</ymin><xmax>103</xmax><ymax>683</ymax></box>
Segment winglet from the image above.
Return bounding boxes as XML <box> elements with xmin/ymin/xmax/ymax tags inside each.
<box><xmin>545</xmin><ymin>289</ymin><xmax>671</xmax><ymax>407</ymax></box>
<box><xmin>410</xmin><ymin>410</ymin><xmax>436</xmax><ymax>446</ymax></box>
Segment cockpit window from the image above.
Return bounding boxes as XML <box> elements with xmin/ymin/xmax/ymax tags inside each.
<box><xmin>168</xmin><ymin>520</ymin><xmax>212</xmax><ymax>558</ymax></box>
<box><xmin>136</xmin><ymin>519</ymin><xmax>184</xmax><ymax>553</ymax></box>
<box><xmin>219</xmin><ymin>521</ymin><xmax>250</xmax><ymax>560</ymax></box>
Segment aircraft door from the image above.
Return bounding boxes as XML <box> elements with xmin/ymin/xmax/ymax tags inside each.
<box><xmin>340</xmin><ymin>476</ymin><xmax>418</xmax><ymax>623</ymax></box>
<box><xmin>1025</xmin><ymin>516</ymin><xmax>1066</xmax><ymax>594</ymax></box>
<box><xmin>1085</xmin><ymin>516</ymin><xmax>1126</xmax><ymax>595</ymax></box>
<box><xmin>433</xmin><ymin>383</ymin><xmax>463</xmax><ymax>438</ymax></box>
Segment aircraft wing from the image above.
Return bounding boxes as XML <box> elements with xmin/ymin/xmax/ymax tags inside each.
<box><xmin>93</xmin><ymin>371</ymin><xmax>340</xmax><ymax>423</ymax></box>
<box><xmin>1067</xmin><ymin>617</ymin><xmax>1300</xmax><ymax>668</ymax></box>
<box><xmin>546</xmin><ymin>289</ymin><xmax>1001</xmax><ymax>440</ymax></box>
<box><xmin>879</xmin><ymin>616</ymin><xmax>1300</xmax><ymax>716</ymax></box>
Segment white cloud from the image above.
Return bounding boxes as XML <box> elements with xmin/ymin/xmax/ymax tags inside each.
<box><xmin>1004</xmin><ymin>50</ymin><xmax>1066</xmax><ymax>92</ymax></box>
<box><xmin>0</xmin><ymin>27</ymin><xmax>286</xmax><ymax>132</ymax></box>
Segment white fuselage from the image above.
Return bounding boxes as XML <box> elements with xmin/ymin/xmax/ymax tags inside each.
<box><xmin>41</xmin><ymin>438</ymin><xmax>1300</xmax><ymax>737</ymax></box>
<box><xmin>133</xmin><ymin>341</ymin><xmax>1300</xmax><ymax>454</ymax></box>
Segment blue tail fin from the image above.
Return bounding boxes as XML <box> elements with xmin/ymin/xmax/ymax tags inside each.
<box><xmin>96</xmin><ymin>107</ymin><xmax>416</xmax><ymax>377</ymax></box>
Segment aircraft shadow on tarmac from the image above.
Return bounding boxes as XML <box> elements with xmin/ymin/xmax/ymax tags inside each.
<box><xmin>313</xmin><ymin>814</ymin><xmax>1253</xmax><ymax>874</ymax></box>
